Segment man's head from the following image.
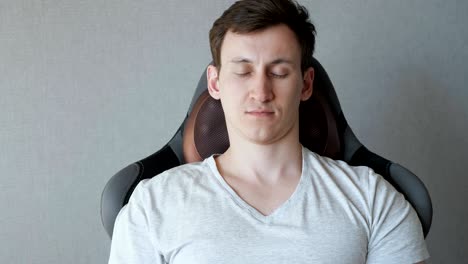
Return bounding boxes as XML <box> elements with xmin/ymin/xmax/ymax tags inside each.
<box><xmin>209</xmin><ymin>0</ymin><xmax>316</xmax><ymax>74</ymax></box>
<box><xmin>206</xmin><ymin>1</ymin><xmax>316</xmax><ymax>146</ymax></box>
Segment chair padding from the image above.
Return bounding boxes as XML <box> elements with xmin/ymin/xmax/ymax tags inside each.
<box><xmin>183</xmin><ymin>91</ymin><xmax>229</xmax><ymax>162</ymax></box>
<box><xmin>101</xmin><ymin>58</ymin><xmax>432</xmax><ymax>239</ymax></box>
<box><xmin>183</xmin><ymin>84</ymin><xmax>341</xmax><ymax>163</ymax></box>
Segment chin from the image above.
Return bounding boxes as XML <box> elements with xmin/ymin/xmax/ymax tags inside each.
<box><xmin>243</xmin><ymin>131</ymin><xmax>281</xmax><ymax>145</ymax></box>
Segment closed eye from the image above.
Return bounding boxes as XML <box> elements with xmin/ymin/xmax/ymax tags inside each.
<box><xmin>235</xmin><ymin>72</ymin><xmax>251</xmax><ymax>77</ymax></box>
<box><xmin>270</xmin><ymin>72</ymin><xmax>288</xmax><ymax>79</ymax></box>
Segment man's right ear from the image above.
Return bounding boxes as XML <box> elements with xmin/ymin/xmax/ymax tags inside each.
<box><xmin>207</xmin><ymin>65</ymin><xmax>221</xmax><ymax>100</ymax></box>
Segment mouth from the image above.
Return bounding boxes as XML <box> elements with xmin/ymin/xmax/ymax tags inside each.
<box><xmin>245</xmin><ymin>110</ymin><xmax>275</xmax><ymax>117</ymax></box>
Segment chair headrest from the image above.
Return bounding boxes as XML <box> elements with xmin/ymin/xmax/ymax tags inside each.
<box><xmin>183</xmin><ymin>74</ymin><xmax>341</xmax><ymax>163</ymax></box>
<box><xmin>183</xmin><ymin>90</ymin><xmax>230</xmax><ymax>162</ymax></box>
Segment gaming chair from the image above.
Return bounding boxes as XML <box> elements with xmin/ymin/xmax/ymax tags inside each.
<box><xmin>101</xmin><ymin>58</ymin><xmax>433</xmax><ymax>239</ymax></box>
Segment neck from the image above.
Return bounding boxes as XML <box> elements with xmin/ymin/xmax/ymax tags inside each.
<box><xmin>216</xmin><ymin>130</ymin><xmax>303</xmax><ymax>185</ymax></box>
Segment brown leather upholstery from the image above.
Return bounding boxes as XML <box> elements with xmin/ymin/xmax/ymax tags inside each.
<box><xmin>183</xmin><ymin>87</ymin><xmax>340</xmax><ymax>163</ymax></box>
<box><xmin>299</xmin><ymin>88</ymin><xmax>340</xmax><ymax>159</ymax></box>
<box><xmin>183</xmin><ymin>91</ymin><xmax>229</xmax><ymax>163</ymax></box>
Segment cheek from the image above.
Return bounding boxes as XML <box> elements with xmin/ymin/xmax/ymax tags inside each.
<box><xmin>276</xmin><ymin>82</ymin><xmax>302</xmax><ymax>102</ymax></box>
<box><xmin>219</xmin><ymin>85</ymin><xmax>245</xmax><ymax>112</ymax></box>
<box><xmin>220</xmin><ymin>79</ymin><xmax>248</xmax><ymax>99</ymax></box>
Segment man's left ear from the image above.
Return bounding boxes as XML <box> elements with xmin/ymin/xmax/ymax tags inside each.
<box><xmin>301</xmin><ymin>67</ymin><xmax>314</xmax><ymax>101</ymax></box>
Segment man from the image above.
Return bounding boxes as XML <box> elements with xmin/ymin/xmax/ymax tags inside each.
<box><xmin>109</xmin><ymin>0</ymin><xmax>429</xmax><ymax>263</ymax></box>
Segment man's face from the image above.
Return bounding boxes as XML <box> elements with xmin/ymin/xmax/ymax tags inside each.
<box><xmin>207</xmin><ymin>24</ymin><xmax>314</xmax><ymax>145</ymax></box>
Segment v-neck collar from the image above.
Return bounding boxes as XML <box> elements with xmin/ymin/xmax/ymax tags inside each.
<box><xmin>206</xmin><ymin>146</ymin><xmax>308</xmax><ymax>223</ymax></box>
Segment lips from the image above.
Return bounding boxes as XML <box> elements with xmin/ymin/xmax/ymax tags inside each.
<box><xmin>246</xmin><ymin>109</ymin><xmax>275</xmax><ymax>116</ymax></box>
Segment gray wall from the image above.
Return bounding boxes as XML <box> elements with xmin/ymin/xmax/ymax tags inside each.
<box><xmin>1</xmin><ymin>0</ymin><xmax>466</xmax><ymax>263</ymax></box>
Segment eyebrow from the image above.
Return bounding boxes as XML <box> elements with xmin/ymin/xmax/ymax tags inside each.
<box><xmin>270</xmin><ymin>58</ymin><xmax>294</xmax><ymax>65</ymax></box>
<box><xmin>229</xmin><ymin>57</ymin><xmax>294</xmax><ymax>65</ymax></box>
<box><xmin>229</xmin><ymin>58</ymin><xmax>252</xmax><ymax>64</ymax></box>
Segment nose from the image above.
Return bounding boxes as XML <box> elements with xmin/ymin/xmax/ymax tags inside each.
<box><xmin>249</xmin><ymin>73</ymin><xmax>274</xmax><ymax>102</ymax></box>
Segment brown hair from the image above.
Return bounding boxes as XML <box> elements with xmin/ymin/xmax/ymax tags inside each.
<box><xmin>209</xmin><ymin>0</ymin><xmax>316</xmax><ymax>73</ymax></box>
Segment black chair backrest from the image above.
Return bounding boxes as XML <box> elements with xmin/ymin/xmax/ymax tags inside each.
<box><xmin>101</xmin><ymin>58</ymin><xmax>432</xmax><ymax>238</ymax></box>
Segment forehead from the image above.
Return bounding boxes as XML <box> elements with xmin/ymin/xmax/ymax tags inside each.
<box><xmin>220</xmin><ymin>24</ymin><xmax>301</xmax><ymax>66</ymax></box>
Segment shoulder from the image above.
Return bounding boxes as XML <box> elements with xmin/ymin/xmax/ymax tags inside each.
<box><xmin>144</xmin><ymin>159</ymin><xmax>212</xmax><ymax>187</ymax></box>
<box><xmin>303</xmin><ymin>146</ymin><xmax>366</xmax><ymax>173</ymax></box>
<box><xmin>129</xmin><ymin>158</ymin><xmax>214</xmax><ymax>206</ymax></box>
<box><xmin>303</xmin><ymin>146</ymin><xmax>396</xmax><ymax>189</ymax></box>
<box><xmin>302</xmin><ymin>146</ymin><xmax>409</xmax><ymax>215</ymax></box>
<box><xmin>302</xmin><ymin>147</ymin><xmax>373</xmax><ymax>187</ymax></box>
<box><xmin>302</xmin><ymin>148</ymin><xmax>428</xmax><ymax>262</ymax></box>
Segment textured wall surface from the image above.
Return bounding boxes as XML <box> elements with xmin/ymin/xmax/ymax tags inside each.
<box><xmin>1</xmin><ymin>0</ymin><xmax>466</xmax><ymax>263</ymax></box>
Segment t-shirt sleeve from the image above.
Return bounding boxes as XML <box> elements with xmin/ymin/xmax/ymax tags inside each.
<box><xmin>366</xmin><ymin>169</ymin><xmax>430</xmax><ymax>264</ymax></box>
<box><xmin>108</xmin><ymin>181</ymin><xmax>165</xmax><ymax>264</ymax></box>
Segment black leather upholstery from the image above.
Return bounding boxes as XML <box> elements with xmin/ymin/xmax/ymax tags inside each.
<box><xmin>101</xmin><ymin>58</ymin><xmax>432</xmax><ymax>238</ymax></box>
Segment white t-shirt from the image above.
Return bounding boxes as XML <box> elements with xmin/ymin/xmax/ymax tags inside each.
<box><xmin>109</xmin><ymin>146</ymin><xmax>429</xmax><ymax>264</ymax></box>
